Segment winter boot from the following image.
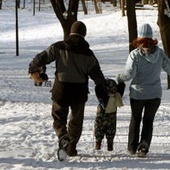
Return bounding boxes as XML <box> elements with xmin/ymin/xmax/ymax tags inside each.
<box><xmin>137</xmin><ymin>142</ymin><xmax>148</xmax><ymax>158</ymax></box>
<box><xmin>66</xmin><ymin>147</ymin><xmax>78</xmax><ymax>156</ymax></box>
<box><xmin>59</xmin><ymin>135</ymin><xmax>70</xmax><ymax>149</ymax></box>
<box><xmin>95</xmin><ymin>141</ymin><xmax>102</xmax><ymax>150</ymax></box>
<box><xmin>107</xmin><ymin>140</ymin><xmax>113</xmax><ymax>151</ymax></box>
<box><xmin>127</xmin><ymin>149</ymin><xmax>136</xmax><ymax>155</ymax></box>
<box><xmin>57</xmin><ymin>134</ymin><xmax>70</xmax><ymax>161</ymax></box>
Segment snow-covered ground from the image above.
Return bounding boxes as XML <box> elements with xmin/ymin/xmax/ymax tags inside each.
<box><xmin>0</xmin><ymin>1</ymin><xmax>170</xmax><ymax>170</ymax></box>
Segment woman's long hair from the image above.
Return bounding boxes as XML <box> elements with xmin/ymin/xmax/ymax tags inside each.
<box><xmin>131</xmin><ymin>38</ymin><xmax>158</xmax><ymax>48</ymax></box>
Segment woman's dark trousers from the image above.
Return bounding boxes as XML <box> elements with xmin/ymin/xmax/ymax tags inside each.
<box><xmin>128</xmin><ymin>98</ymin><xmax>161</xmax><ymax>153</ymax></box>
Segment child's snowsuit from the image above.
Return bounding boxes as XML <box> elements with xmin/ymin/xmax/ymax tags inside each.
<box><xmin>94</xmin><ymin>79</ymin><xmax>125</xmax><ymax>151</ymax></box>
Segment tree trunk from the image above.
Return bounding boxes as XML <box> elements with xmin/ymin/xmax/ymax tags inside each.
<box><xmin>94</xmin><ymin>0</ymin><xmax>102</xmax><ymax>14</ymax></box>
<box><xmin>0</xmin><ymin>0</ymin><xmax>2</xmax><ymax>9</ymax></box>
<box><xmin>157</xmin><ymin>0</ymin><xmax>170</xmax><ymax>89</ymax></box>
<box><xmin>121</xmin><ymin>0</ymin><xmax>125</xmax><ymax>16</ymax></box>
<box><xmin>112</xmin><ymin>0</ymin><xmax>117</xmax><ymax>7</ymax></box>
<box><xmin>23</xmin><ymin>0</ymin><xmax>26</xmax><ymax>9</ymax></box>
<box><xmin>81</xmin><ymin>0</ymin><xmax>88</xmax><ymax>15</ymax></box>
<box><xmin>50</xmin><ymin>0</ymin><xmax>79</xmax><ymax>39</ymax></box>
<box><xmin>17</xmin><ymin>0</ymin><xmax>20</xmax><ymax>8</ymax></box>
<box><xmin>126</xmin><ymin>0</ymin><xmax>138</xmax><ymax>52</ymax></box>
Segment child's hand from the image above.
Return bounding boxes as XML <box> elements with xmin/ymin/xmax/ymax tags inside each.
<box><xmin>39</xmin><ymin>73</ymin><xmax>48</xmax><ymax>81</ymax></box>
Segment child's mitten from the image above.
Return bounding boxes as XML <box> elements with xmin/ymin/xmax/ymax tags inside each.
<box><xmin>29</xmin><ymin>68</ymin><xmax>43</xmax><ymax>83</ymax></box>
<box><xmin>39</xmin><ymin>73</ymin><xmax>48</xmax><ymax>81</ymax></box>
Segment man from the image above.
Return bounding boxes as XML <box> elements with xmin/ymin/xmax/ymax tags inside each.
<box><xmin>28</xmin><ymin>21</ymin><xmax>107</xmax><ymax>157</ymax></box>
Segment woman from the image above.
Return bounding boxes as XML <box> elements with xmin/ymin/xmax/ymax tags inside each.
<box><xmin>116</xmin><ymin>23</ymin><xmax>170</xmax><ymax>157</ymax></box>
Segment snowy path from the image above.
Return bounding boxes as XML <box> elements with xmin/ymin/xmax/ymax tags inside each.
<box><xmin>0</xmin><ymin>100</ymin><xmax>170</xmax><ymax>170</ymax></box>
<box><xmin>0</xmin><ymin>1</ymin><xmax>170</xmax><ymax>169</ymax></box>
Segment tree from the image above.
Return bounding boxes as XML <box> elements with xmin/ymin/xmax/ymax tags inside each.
<box><xmin>157</xmin><ymin>0</ymin><xmax>170</xmax><ymax>89</ymax></box>
<box><xmin>50</xmin><ymin>0</ymin><xmax>79</xmax><ymax>39</ymax></box>
<box><xmin>126</xmin><ymin>0</ymin><xmax>138</xmax><ymax>52</ymax></box>
<box><xmin>17</xmin><ymin>0</ymin><xmax>20</xmax><ymax>8</ymax></box>
<box><xmin>112</xmin><ymin>0</ymin><xmax>117</xmax><ymax>6</ymax></box>
<box><xmin>81</xmin><ymin>0</ymin><xmax>88</xmax><ymax>15</ymax></box>
<box><xmin>0</xmin><ymin>0</ymin><xmax>2</xmax><ymax>9</ymax></box>
<box><xmin>94</xmin><ymin>0</ymin><xmax>102</xmax><ymax>14</ymax></box>
<box><xmin>120</xmin><ymin>0</ymin><xmax>125</xmax><ymax>16</ymax></box>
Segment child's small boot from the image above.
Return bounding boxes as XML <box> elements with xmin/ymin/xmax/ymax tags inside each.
<box><xmin>95</xmin><ymin>141</ymin><xmax>102</xmax><ymax>150</ymax></box>
<box><xmin>107</xmin><ymin>140</ymin><xmax>113</xmax><ymax>151</ymax></box>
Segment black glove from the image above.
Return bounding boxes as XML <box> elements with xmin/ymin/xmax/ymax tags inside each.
<box><xmin>117</xmin><ymin>82</ymin><xmax>126</xmax><ymax>97</ymax></box>
<box><xmin>39</xmin><ymin>73</ymin><xmax>48</xmax><ymax>81</ymax></box>
<box><xmin>95</xmin><ymin>84</ymin><xmax>109</xmax><ymax>107</ymax></box>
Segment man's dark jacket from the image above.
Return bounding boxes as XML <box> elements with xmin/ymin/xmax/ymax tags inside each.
<box><xmin>29</xmin><ymin>35</ymin><xmax>106</xmax><ymax>105</ymax></box>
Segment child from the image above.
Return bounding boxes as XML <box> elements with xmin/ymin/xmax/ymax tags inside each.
<box><xmin>94</xmin><ymin>79</ymin><xmax>125</xmax><ymax>151</ymax></box>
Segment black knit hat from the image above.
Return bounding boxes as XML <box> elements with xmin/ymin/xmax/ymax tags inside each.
<box><xmin>70</xmin><ymin>21</ymin><xmax>87</xmax><ymax>37</ymax></box>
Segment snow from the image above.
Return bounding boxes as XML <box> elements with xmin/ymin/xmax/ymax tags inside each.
<box><xmin>0</xmin><ymin>1</ymin><xmax>170</xmax><ymax>170</ymax></box>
